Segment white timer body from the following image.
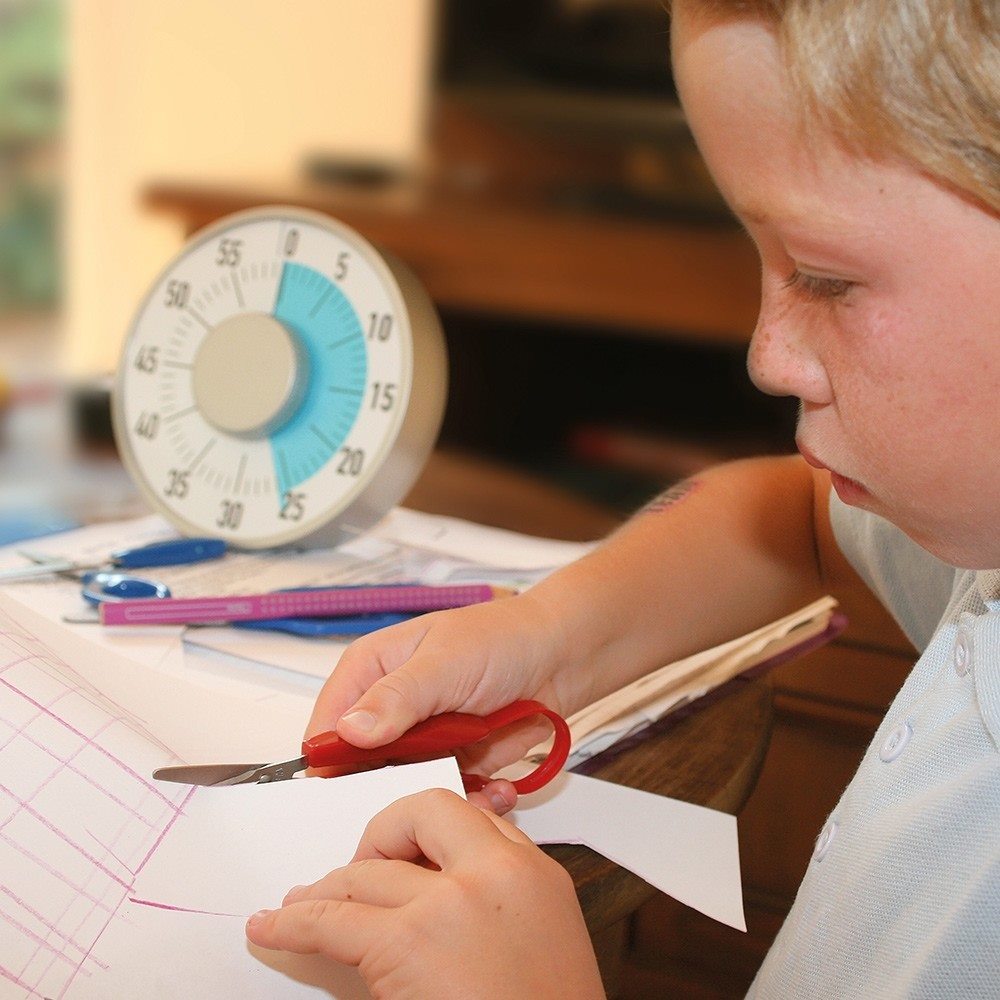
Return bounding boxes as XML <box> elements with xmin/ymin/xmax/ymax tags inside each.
<box><xmin>112</xmin><ymin>207</ymin><xmax>447</xmax><ymax>549</ymax></box>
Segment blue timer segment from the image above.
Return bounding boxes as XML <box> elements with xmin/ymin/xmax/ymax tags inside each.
<box><xmin>269</xmin><ymin>261</ymin><xmax>367</xmax><ymax>502</ymax></box>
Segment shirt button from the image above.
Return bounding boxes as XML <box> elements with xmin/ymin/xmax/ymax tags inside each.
<box><xmin>954</xmin><ymin>630</ymin><xmax>971</xmax><ymax>676</ymax></box>
<box><xmin>814</xmin><ymin>818</ymin><xmax>838</xmax><ymax>862</ymax></box>
<box><xmin>879</xmin><ymin>720</ymin><xmax>913</xmax><ymax>762</ymax></box>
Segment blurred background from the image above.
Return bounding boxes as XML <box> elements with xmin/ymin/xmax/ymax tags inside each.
<box><xmin>3</xmin><ymin>7</ymin><xmax>909</xmax><ymax>998</ymax></box>
<box><xmin>0</xmin><ymin>0</ymin><xmax>796</xmax><ymax>547</ymax></box>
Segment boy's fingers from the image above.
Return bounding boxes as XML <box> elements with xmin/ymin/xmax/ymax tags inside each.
<box><xmin>334</xmin><ymin>663</ymin><xmax>446</xmax><ymax>747</ymax></box>
<box><xmin>477</xmin><ymin>806</ymin><xmax>536</xmax><ymax>847</ymax></box>
<box><xmin>465</xmin><ymin>778</ymin><xmax>519</xmax><ymax>816</ymax></box>
<box><xmin>351</xmin><ymin>788</ymin><xmax>518</xmax><ymax>869</ymax></box>
<box><xmin>304</xmin><ymin>621</ymin><xmax>433</xmax><ymax>741</ymax></box>
<box><xmin>246</xmin><ymin>897</ymin><xmax>379</xmax><ymax>964</ymax></box>
<box><xmin>456</xmin><ymin>716</ymin><xmax>557</xmax><ymax>777</ymax></box>
<box><xmin>282</xmin><ymin>858</ymin><xmax>432</xmax><ymax>909</ymax></box>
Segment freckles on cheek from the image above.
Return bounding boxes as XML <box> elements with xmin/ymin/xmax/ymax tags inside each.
<box><xmin>856</xmin><ymin>306</ymin><xmax>949</xmax><ymax>413</ymax></box>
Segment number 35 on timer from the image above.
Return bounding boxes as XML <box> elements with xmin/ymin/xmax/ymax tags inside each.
<box><xmin>113</xmin><ymin>207</ymin><xmax>447</xmax><ymax>549</ymax></box>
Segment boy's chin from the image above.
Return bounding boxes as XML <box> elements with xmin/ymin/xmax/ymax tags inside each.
<box><xmin>898</xmin><ymin>521</ymin><xmax>999</xmax><ymax>572</ymax></box>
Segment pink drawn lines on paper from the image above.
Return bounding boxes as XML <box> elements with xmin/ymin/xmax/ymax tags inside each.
<box><xmin>0</xmin><ymin>611</ymin><xmax>193</xmax><ymax>999</ymax></box>
<box><xmin>128</xmin><ymin>897</ymin><xmax>241</xmax><ymax>919</ymax></box>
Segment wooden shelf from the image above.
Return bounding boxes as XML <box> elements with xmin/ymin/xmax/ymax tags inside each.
<box><xmin>145</xmin><ymin>179</ymin><xmax>760</xmax><ymax>344</ymax></box>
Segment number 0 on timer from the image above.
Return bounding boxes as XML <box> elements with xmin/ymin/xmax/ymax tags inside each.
<box><xmin>113</xmin><ymin>207</ymin><xmax>447</xmax><ymax>549</ymax></box>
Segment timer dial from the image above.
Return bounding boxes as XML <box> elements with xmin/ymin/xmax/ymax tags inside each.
<box><xmin>112</xmin><ymin>206</ymin><xmax>447</xmax><ymax>549</ymax></box>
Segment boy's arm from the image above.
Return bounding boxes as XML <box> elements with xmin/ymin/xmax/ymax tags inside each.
<box><xmin>530</xmin><ymin>454</ymin><xmax>830</xmax><ymax>712</ymax></box>
<box><xmin>310</xmin><ymin>454</ymin><xmax>835</xmax><ymax>764</ymax></box>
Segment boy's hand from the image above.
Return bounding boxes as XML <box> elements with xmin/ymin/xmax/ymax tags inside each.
<box><xmin>245</xmin><ymin>789</ymin><xmax>606</xmax><ymax>1000</ymax></box>
<box><xmin>306</xmin><ymin>593</ymin><xmax>580</xmax><ymax>789</ymax></box>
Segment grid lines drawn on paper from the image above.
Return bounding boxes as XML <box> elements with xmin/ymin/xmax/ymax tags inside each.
<box><xmin>0</xmin><ymin>604</ymin><xmax>193</xmax><ymax>999</ymax></box>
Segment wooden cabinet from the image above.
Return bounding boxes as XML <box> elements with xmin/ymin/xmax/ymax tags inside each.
<box><xmin>146</xmin><ymin>179</ymin><xmax>760</xmax><ymax>345</ymax></box>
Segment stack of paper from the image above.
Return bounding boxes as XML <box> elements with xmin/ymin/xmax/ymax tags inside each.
<box><xmin>561</xmin><ymin>596</ymin><xmax>841</xmax><ymax>766</ymax></box>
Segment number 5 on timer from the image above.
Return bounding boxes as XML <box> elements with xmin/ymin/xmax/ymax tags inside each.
<box><xmin>112</xmin><ymin>207</ymin><xmax>447</xmax><ymax>549</ymax></box>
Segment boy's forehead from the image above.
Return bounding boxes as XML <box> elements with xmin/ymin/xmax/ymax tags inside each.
<box><xmin>672</xmin><ymin>10</ymin><xmax>936</xmax><ymax>248</ymax></box>
<box><xmin>672</xmin><ymin>15</ymin><xmax>810</xmax><ymax>195</ymax></box>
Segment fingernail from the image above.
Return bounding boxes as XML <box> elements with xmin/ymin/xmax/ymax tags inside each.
<box><xmin>283</xmin><ymin>884</ymin><xmax>308</xmax><ymax>903</ymax></box>
<box><xmin>489</xmin><ymin>789</ymin><xmax>513</xmax><ymax>812</ymax></box>
<box><xmin>341</xmin><ymin>710</ymin><xmax>376</xmax><ymax>733</ymax></box>
<box><xmin>246</xmin><ymin>909</ymin><xmax>272</xmax><ymax>927</ymax></box>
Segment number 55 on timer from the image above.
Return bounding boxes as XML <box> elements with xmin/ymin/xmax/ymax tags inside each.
<box><xmin>113</xmin><ymin>207</ymin><xmax>447</xmax><ymax>549</ymax></box>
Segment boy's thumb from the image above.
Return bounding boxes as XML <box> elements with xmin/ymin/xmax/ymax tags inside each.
<box><xmin>335</xmin><ymin>670</ymin><xmax>432</xmax><ymax>748</ymax></box>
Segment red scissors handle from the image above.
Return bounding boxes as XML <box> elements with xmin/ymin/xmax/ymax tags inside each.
<box><xmin>302</xmin><ymin>699</ymin><xmax>570</xmax><ymax>795</ymax></box>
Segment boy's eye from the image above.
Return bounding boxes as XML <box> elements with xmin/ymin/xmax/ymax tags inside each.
<box><xmin>782</xmin><ymin>269</ymin><xmax>855</xmax><ymax>302</ymax></box>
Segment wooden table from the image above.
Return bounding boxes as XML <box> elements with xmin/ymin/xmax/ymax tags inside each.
<box><xmin>554</xmin><ymin>678</ymin><xmax>772</xmax><ymax>994</ymax></box>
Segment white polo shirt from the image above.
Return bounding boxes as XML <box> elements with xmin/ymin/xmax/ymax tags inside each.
<box><xmin>748</xmin><ymin>494</ymin><xmax>1000</xmax><ymax>998</ymax></box>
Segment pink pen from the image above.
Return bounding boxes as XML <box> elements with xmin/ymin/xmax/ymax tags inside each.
<box><xmin>98</xmin><ymin>583</ymin><xmax>512</xmax><ymax>626</ymax></box>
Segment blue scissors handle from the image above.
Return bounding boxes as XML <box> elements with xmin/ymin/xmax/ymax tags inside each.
<box><xmin>81</xmin><ymin>571</ymin><xmax>172</xmax><ymax>605</ymax></box>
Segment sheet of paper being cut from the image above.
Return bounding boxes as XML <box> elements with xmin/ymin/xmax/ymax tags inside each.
<box><xmin>511</xmin><ymin>771</ymin><xmax>746</xmax><ymax>931</ymax></box>
<box><xmin>0</xmin><ymin>590</ymin><xmax>466</xmax><ymax>1000</ymax></box>
<box><xmin>72</xmin><ymin>761</ymin><xmax>468</xmax><ymax>1000</ymax></box>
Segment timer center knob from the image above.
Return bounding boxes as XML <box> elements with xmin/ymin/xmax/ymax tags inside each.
<box><xmin>192</xmin><ymin>312</ymin><xmax>308</xmax><ymax>437</ymax></box>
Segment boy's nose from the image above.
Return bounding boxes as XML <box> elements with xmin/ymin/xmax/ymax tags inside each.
<box><xmin>746</xmin><ymin>301</ymin><xmax>832</xmax><ymax>405</ymax></box>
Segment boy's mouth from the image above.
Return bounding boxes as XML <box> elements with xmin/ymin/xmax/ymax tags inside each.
<box><xmin>829</xmin><ymin>471</ymin><xmax>870</xmax><ymax>505</ymax></box>
<box><xmin>797</xmin><ymin>442</ymin><xmax>872</xmax><ymax>505</ymax></box>
<box><xmin>796</xmin><ymin>442</ymin><xmax>828</xmax><ymax>471</ymax></box>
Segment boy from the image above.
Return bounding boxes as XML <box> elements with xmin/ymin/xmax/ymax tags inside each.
<box><xmin>247</xmin><ymin>1</ymin><xmax>999</xmax><ymax>995</ymax></box>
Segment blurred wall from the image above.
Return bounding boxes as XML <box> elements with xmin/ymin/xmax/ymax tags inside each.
<box><xmin>64</xmin><ymin>0</ymin><xmax>435</xmax><ymax>376</ymax></box>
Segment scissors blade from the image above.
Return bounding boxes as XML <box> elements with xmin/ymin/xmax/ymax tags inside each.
<box><xmin>0</xmin><ymin>558</ymin><xmax>89</xmax><ymax>582</ymax></box>
<box><xmin>152</xmin><ymin>755</ymin><xmax>309</xmax><ymax>786</ymax></box>
<box><xmin>153</xmin><ymin>762</ymin><xmax>267</xmax><ymax>786</ymax></box>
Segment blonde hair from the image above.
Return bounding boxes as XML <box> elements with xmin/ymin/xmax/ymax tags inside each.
<box><xmin>683</xmin><ymin>0</ymin><xmax>1000</xmax><ymax>212</ymax></box>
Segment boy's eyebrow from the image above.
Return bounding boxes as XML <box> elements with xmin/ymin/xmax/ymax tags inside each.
<box><xmin>732</xmin><ymin>200</ymin><xmax>854</xmax><ymax>237</ymax></box>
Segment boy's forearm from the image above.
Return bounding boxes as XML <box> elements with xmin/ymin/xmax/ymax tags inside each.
<box><xmin>528</xmin><ymin>455</ymin><xmax>825</xmax><ymax>709</ymax></box>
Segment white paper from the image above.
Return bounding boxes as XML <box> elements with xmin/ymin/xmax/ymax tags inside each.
<box><xmin>372</xmin><ymin>507</ymin><xmax>595</xmax><ymax>570</ymax></box>
<box><xmin>188</xmin><ymin>625</ymin><xmax>354</xmax><ymax>680</ymax></box>
<box><xmin>0</xmin><ymin>593</ymin><xmax>316</xmax><ymax>764</ymax></box>
<box><xmin>0</xmin><ymin>590</ymin><xmax>464</xmax><ymax>999</ymax></box>
<box><xmin>512</xmin><ymin>772</ymin><xmax>746</xmax><ymax>932</ymax></box>
<box><xmin>70</xmin><ymin>761</ymin><xmax>466</xmax><ymax>1000</ymax></box>
<box><xmin>0</xmin><ymin>516</ymin><xmax>189</xmax><ymax>675</ymax></box>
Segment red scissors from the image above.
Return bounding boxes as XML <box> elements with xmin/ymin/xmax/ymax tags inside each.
<box><xmin>152</xmin><ymin>700</ymin><xmax>570</xmax><ymax>795</ymax></box>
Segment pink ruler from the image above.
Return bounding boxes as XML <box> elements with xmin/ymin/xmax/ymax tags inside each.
<box><xmin>99</xmin><ymin>583</ymin><xmax>506</xmax><ymax>626</ymax></box>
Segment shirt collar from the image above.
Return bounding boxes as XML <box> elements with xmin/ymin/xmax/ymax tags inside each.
<box><xmin>975</xmin><ymin>569</ymin><xmax>1000</xmax><ymax>610</ymax></box>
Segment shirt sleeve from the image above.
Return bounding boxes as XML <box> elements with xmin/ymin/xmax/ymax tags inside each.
<box><xmin>828</xmin><ymin>492</ymin><xmax>959</xmax><ymax>652</ymax></box>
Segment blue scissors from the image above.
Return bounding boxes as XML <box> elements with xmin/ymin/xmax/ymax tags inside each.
<box><xmin>3</xmin><ymin>537</ymin><xmax>226</xmax><ymax>605</ymax></box>
<box><xmin>78</xmin><ymin>538</ymin><xmax>228</xmax><ymax>604</ymax></box>
<box><xmin>80</xmin><ymin>570</ymin><xmax>174</xmax><ymax>604</ymax></box>
<box><xmin>4</xmin><ymin>537</ymin><xmax>227</xmax><ymax>583</ymax></box>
